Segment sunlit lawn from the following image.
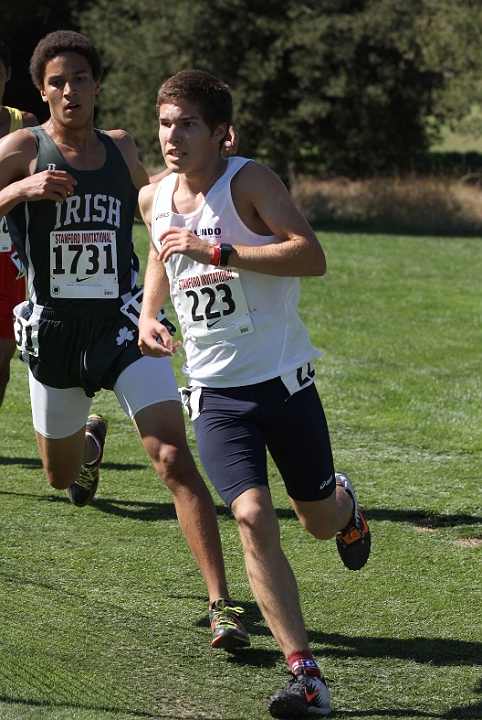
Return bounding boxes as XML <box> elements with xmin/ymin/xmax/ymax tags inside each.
<box><xmin>0</xmin><ymin>225</ymin><xmax>480</xmax><ymax>719</ymax></box>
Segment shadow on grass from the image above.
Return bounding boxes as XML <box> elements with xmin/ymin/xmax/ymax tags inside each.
<box><xmin>45</xmin><ymin>497</ymin><xmax>236</xmax><ymax>522</ymax></box>
<box><xmin>0</xmin><ymin>457</ymin><xmax>148</xmax><ymax>471</ymax></box>
<box><xmin>1</xmin><ymin>465</ymin><xmax>477</xmax><ymax>534</ymax></box>
<box><xmin>266</xmin><ymin>505</ymin><xmax>482</xmax><ymax>529</ymax></box>
<box><xmin>42</xmin><ymin>495</ymin><xmax>180</xmax><ymax>522</ymax></box>
<box><xmin>0</xmin><ymin>455</ymin><xmax>42</xmax><ymax>468</ymax></box>
<box><xmin>365</xmin><ymin>508</ymin><xmax>482</xmax><ymax>528</ymax></box>
<box><xmin>270</xmin><ymin>505</ymin><xmax>482</xmax><ymax>529</ymax></box>
<box><xmin>308</xmin><ymin>631</ymin><xmax>482</xmax><ymax>668</ymax></box>
<box><xmin>337</xmin><ymin>704</ymin><xmax>481</xmax><ymax>719</ymax></box>
<box><xmin>337</xmin><ymin>679</ymin><xmax>482</xmax><ymax>719</ymax></box>
<box><xmin>0</xmin><ymin>697</ymin><xmax>159</xmax><ymax>718</ymax></box>
<box><xmin>93</xmin><ymin>497</ymin><xmax>181</xmax><ymax>521</ymax></box>
<box><xmin>41</xmin><ymin>496</ymin><xmax>482</xmax><ymax>532</ymax></box>
<box><xmin>198</xmin><ymin>601</ymin><xmax>482</xmax><ymax>670</ymax></box>
<box><xmin>0</xmin><ymin>469</ymin><xmax>478</xmax><ymax>538</ymax></box>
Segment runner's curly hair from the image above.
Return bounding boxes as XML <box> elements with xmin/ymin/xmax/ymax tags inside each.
<box><xmin>156</xmin><ymin>69</ymin><xmax>232</xmax><ymax>144</ymax></box>
<box><xmin>30</xmin><ymin>30</ymin><xmax>102</xmax><ymax>88</ymax></box>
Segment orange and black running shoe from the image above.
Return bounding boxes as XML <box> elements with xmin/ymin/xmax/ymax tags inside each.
<box><xmin>335</xmin><ymin>472</ymin><xmax>371</xmax><ymax>570</ymax></box>
<box><xmin>210</xmin><ymin>598</ymin><xmax>250</xmax><ymax>651</ymax></box>
<box><xmin>267</xmin><ymin>669</ymin><xmax>331</xmax><ymax>717</ymax></box>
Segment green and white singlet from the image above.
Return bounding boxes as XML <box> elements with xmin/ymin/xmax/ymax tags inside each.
<box><xmin>7</xmin><ymin>127</ymin><xmax>144</xmax><ymax>396</ymax></box>
<box><xmin>8</xmin><ymin>126</ymin><xmax>139</xmax><ymax>311</ymax></box>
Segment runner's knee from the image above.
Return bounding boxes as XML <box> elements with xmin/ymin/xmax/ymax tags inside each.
<box><xmin>233</xmin><ymin>491</ymin><xmax>280</xmax><ymax>551</ymax></box>
<box><xmin>147</xmin><ymin>439</ymin><xmax>197</xmax><ymax>487</ymax></box>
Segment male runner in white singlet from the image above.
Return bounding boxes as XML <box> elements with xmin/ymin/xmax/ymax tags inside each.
<box><xmin>0</xmin><ymin>33</ymin><xmax>249</xmax><ymax>651</ymax></box>
<box><xmin>138</xmin><ymin>70</ymin><xmax>371</xmax><ymax>718</ymax></box>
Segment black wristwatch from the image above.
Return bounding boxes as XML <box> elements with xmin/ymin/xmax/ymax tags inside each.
<box><xmin>219</xmin><ymin>243</ymin><xmax>233</xmax><ymax>267</ymax></box>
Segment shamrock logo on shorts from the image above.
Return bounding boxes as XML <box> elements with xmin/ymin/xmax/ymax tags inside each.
<box><xmin>116</xmin><ymin>326</ymin><xmax>135</xmax><ymax>346</ymax></box>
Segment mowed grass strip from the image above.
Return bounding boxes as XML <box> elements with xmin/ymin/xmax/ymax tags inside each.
<box><xmin>0</xmin><ymin>227</ymin><xmax>480</xmax><ymax>719</ymax></box>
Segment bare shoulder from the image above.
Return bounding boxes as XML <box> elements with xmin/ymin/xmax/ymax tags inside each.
<box><xmin>232</xmin><ymin>160</ymin><xmax>288</xmax><ymax>198</ymax></box>
<box><xmin>149</xmin><ymin>167</ymin><xmax>170</xmax><ymax>183</ymax></box>
<box><xmin>0</xmin><ymin>127</ymin><xmax>37</xmax><ymax>163</ymax></box>
<box><xmin>231</xmin><ymin>159</ymin><xmax>317</xmax><ymax>241</ymax></box>
<box><xmin>139</xmin><ymin>180</ymin><xmax>158</xmax><ymax>206</ymax></box>
<box><xmin>21</xmin><ymin>111</ymin><xmax>39</xmax><ymax>128</ymax></box>
<box><xmin>138</xmin><ymin>180</ymin><xmax>158</xmax><ymax>225</ymax></box>
<box><xmin>232</xmin><ymin>159</ymin><xmax>292</xmax><ymax>212</ymax></box>
<box><xmin>237</xmin><ymin>159</ymin><xmax>282</xmax><ymax>182</ymax></box>
<box><xmin>104</xmin><ymin>128</ymin><xmax>137</xmax><ymax>162</ymax></box>
<box><xmin>0</xmin><ymin>128</ymin><xmax>37</xmax><ymax>187</ymax></box>
<box><xmin>104</xmin><ymin>128</ymin><xmax>149</xmax><ymax>190</ymax></box>
<box><xmin>105</xmin><ymin>127</ymin><xmax>133</xmax><ymax>143</ymax></box>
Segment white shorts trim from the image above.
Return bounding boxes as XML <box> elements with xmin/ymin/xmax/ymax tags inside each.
<box><xmin>29</xmin><ymin>355</ymin><xmax>180</xmax><ymax>439</ymax></box>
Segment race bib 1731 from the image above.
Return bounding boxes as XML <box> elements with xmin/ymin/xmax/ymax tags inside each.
<box><xmin>49</xmin><ymin>229</ymin><xmax>119</xmax><ymax>299</ymax></box>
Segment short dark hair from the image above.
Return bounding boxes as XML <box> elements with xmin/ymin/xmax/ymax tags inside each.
<box><xmin>0</xmin><ymin>39</ymin><xmax>11</xmax><ymax>71</ymax></box>
<box><xmin>29</xmin><ymin>30</ymin><xmax>102</xmax><ymax>88</ymax></box>
<box><xmin>156</xmin><ymin>70</ymin><xmax>233</xmax><ymax>142</ymax></box>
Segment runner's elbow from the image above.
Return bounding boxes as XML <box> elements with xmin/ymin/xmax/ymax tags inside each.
<box><xmin>302</xmin><ymin>248</ymin><xmax>326</xmax><ymax>277</ymax></box>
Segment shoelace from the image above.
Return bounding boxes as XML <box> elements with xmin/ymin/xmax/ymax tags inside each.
<box><xmin>289</xmin><ymin>673</ymin><xmax>324</xmax><ymax>696</ymax></box>
<box><xmin>211</xmin><ymin>604</ymin><xmax>245</xmax><ymax>628</ymax></box>
<box><xmin>76</xmin><ymin>465</ymin><xmax>97</xmax><ymax>489</ymax></box>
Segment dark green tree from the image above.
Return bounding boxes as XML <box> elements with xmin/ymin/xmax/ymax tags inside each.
<box><xmin>0</xmin><ymin>0</ymin><xmax>90</xmax><ymax>121</ymax></box>
<box><xmin>79</xmin><ymin>0</ymin><xmax>482</xmax><ymax>179</ymax></box>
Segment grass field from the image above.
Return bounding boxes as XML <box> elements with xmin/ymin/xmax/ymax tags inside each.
<box><xmin>0</xmin><ymin>224</ymin><xmax>481</xmax><ymax>720</ymax></box>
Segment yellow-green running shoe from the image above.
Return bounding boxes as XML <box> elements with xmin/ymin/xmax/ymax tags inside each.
<box><xmin>67</xmin><ymin>414</ymin><xmax>107</xmax><ymax>507</ymax></box>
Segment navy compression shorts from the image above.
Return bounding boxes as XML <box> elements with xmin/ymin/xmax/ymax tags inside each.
<box><xmin>193</xmin><ymin>377</ymin><xmax>336</xmax><ymax>507</ymax></box>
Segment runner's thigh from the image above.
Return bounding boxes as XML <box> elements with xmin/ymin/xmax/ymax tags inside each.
<box><xmin>29</xmin><ymin>369</ymin><xmax>92</xmax><ymax>439</ymax></box>
<box><xmin>113</xmin><ymin>355</ymin><xmax>180</xmax><ymax>420</ymax></box>
<box><xmin>193</xmin><ymin>386</ymin><xmax>269</xmax><ymax>507</ymax></box>
<box><xmin>261</xmin><ymin>382</ymin><xmax>335</xmax><ymax>502</ymax></box>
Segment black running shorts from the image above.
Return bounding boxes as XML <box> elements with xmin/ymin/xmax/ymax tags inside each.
<box><xmin>21</xmin><ymin>300</ymin><xmax>143</xmax><ymax>398</ymax></box>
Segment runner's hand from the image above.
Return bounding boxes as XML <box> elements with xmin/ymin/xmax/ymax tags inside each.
<box><xmin>157</xmin><ymin>226</ymin><xmax>214</xmax><ymax>264</ymax></box>
<box><xmin>223</xmin><ymin>126</ymin><xmax>239</xmax><ymax>156</ymax></box>
<box><xmin>138</xmin><ymin>316</ymin><xmax>182</xmax><ymax>358</ymax></box>
<box><xmin>17</xmin><ymin>169</ymin><xmax>77</xmax><ymax>203</ymax></box>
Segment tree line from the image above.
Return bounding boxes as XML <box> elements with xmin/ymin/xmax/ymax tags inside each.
<box><xmin>2</xmin><ymin>0</ymin><xmax>482</xmax><ymax>181</ymax></box>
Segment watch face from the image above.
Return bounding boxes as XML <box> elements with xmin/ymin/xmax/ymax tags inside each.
<box><xmin>219</xmin><ymin>243</ymin><xmax>233</xmax><ymax>266</ymax></box>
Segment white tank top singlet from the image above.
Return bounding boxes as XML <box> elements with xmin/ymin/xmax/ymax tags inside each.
<box><xmin>151</xmin><ymin>156</ymin><xmax>321</xmax><ymax>387</ymax></box>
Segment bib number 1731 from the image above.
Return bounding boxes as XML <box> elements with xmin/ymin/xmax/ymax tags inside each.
<box><xmin>50</xmin><ymin>230</ymin><xmax>119</xmax><ymax>298</ymax></box>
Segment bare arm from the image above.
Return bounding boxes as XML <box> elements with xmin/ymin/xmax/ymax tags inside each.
<box><xmin>138</xmin><ymin>242</ymin><xmax>180</xmax><ymax>357</ymax></box>
<box><xmin>0</xmin><ymin>129</ymin><xmax>76</xmax><ymax>217</ymax></box>
<box><xmin>138</xmin><ymin>180</ymin><xmax>157</xmax><ymax>235</ymax></box>
<box><xmin>158</xmin><ymin>162</ymin><xmax>326</xmax><ymax>277</ymax></box>
<box><xmin>137</xmin><ymin>181</ymin><xmax>181</xmax><ymax>357</ymax></box>
<box><xmin>107</xmin><ymin>129</ymin><xmax>149</xmax><ymax>221</ymax></box>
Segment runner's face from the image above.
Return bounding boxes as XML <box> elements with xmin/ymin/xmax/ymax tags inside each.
<box><xmin>40</xmin><ymin>53</ymin><xmax>100</xmax><ymax>127</ymax></box>
<box><xmin>158</xmin><ymin>99</ymin><xmax>226</xmax><ymax>174</ymax></box>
